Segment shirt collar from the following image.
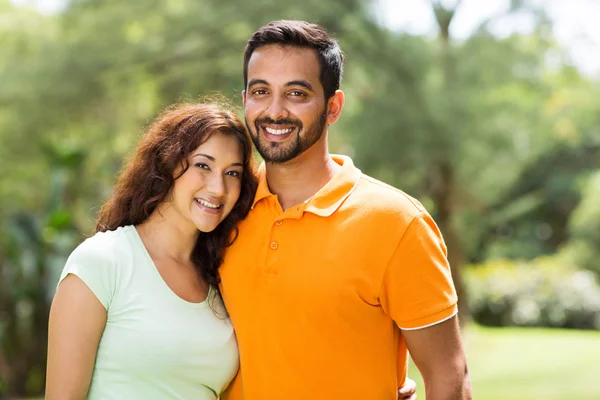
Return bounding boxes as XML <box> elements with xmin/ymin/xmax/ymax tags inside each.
<box><xmin>251</xmin><ymin>155</ymin><xmax>361</xmax><ymax>217</ymax></box>
<box><xmin>252</xmin><ymin>162</ymin><xmax>271</xmax><ymax>209</ymax></box>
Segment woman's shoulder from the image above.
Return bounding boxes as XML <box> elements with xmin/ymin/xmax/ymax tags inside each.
<box><xmin>60</xmin><ymin>226</ymin><xmax>137</xmax><ymax>309</ymax></box>
<box><xmin>68</xmin><ymin>225</ymin><xmax>134</xmax><ymax>266</ymax></box>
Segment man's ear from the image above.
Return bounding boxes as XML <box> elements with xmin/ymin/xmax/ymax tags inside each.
<box><xmin>326</xmin><ymin>90</ymin><xmax>345</xmax><ymax>125</ymax></box>
<box><xmin>242</xmin><ymin>90</ymin><xmax>247</xmax><ymax>107</ymax></box>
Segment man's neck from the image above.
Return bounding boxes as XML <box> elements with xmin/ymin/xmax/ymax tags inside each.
<box><xmin>265</xmin><ymin>140</ymin><xmax>341</xmax><ymax>211</ymax></box>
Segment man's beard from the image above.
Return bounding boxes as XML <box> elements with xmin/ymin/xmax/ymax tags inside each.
<box><xmin>246</xmin><ymin>107</ymin><xmax>328</xmax><ymax>164</ymax></box>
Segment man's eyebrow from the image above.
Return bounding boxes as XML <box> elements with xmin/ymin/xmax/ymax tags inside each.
<box><xmin>286</xmin><ymin>80</ymin><xmax>313</xmax><ymax>91</ymax></box>
<box><xmin>248</xmin><ymin>79</ymin><xmax>269</xmax><ymax>88</ymax></box>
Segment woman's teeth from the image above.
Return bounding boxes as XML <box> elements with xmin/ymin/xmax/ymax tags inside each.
<box><xmin>196</xmin><ymin>199</ymin><xmax>220</xmax><ymax>209</ymax></box>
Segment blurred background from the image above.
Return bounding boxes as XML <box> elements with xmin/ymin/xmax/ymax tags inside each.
<box><xmin>1</xmin><ymin>0</ymin><xmax>599</xmax><ymax>398</ymax></box>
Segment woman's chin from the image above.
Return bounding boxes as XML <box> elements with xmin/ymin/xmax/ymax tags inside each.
<box><xmin>193</xmin><ymin>221</ymin><xmax>219</xmax><ymax>233</ymax></box>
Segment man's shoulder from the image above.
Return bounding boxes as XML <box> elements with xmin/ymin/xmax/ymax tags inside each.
<box><xmin>352</xmin><ymin>173</ymin><xmax>427</xmax><ymax>217</ymax></box>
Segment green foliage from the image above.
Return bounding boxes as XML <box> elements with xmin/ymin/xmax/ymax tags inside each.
<box><xmin>479</xmin><ymin>143</ymin><xmax>600</xmax><ymax>262</ymax></box>
<box><xmin>0</xmin><ymin>202</ymin><xmax>81</xmax><ymax>397</ymax></box>
<box><xmin>476</xmin><ymin>68</ymin><xmax>600</xmax><ymax>261</ymax></box>
<box><xmin>466</xmin><ymin>258</ymin><xmax>600</xmax><ymax>329</ymax></box>
<box><xmin>562</xmin><ymin>170</ymin><xmax>600</xmax><ymax>276</ymax></box>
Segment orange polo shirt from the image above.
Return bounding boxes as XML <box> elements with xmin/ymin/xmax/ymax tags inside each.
<box><xmin>219</xmin><ymin>155</ymin><xmax>457</xmax><ymax>400</ymax></box>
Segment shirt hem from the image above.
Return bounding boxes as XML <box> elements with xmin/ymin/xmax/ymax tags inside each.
<box><xmin>397</xmin><ymin>304</ymin><xmax>458</xmax><ymax>330</ymax></box>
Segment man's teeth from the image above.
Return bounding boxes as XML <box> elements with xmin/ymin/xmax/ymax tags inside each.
<box><xmin>196</xmin><ymin>199</ymin><xmax>220</xmax><ymax>209</ymax></box>
<box><xmin>265</xmin><ymin>127</ymin><xmax>294</xmax><ymax>135</ymax></box>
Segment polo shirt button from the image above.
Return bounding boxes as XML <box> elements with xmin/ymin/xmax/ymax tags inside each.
<box><xmin>275</xmin><ymin>220</ymin><xmax>283</xmax><ymax>226</ymax></box>
<box><xmin>270</xmin><ymin>241</ymin><xmax>278</xmax><ymax>250</ymax></box>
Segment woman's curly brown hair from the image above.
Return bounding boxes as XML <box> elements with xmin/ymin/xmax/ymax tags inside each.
<box><xmin>96</xmin><ymin>100</ymin><xmax>257</xmax><ymax>289</ymax></box>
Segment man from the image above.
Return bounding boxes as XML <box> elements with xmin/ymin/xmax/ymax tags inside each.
<box><xmin>219</xmin><ymin>20</ymin><xmax>471</xmax><ymax>400</ymax></box>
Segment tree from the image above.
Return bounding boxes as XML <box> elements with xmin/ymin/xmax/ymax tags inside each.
<box><xmin>338</xmin><ymin>0</ymin><xmax>564</xmax><ymax>322</ymax></box>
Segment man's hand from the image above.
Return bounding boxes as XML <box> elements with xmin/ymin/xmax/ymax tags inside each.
<box><xmin>398</xmin><ymin>377</ymin><xmax>417</xmax><ymax>400</ymax></box>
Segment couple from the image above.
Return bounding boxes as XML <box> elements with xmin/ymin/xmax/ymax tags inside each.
<box><xmin>46</xmin><ymin>20</ymin><xmax>471</xmax><ymax>400</ymax></box>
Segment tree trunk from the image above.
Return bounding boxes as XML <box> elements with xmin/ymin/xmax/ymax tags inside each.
<box><xmin>430</xmin><ymin>161</ymin><xmax>470</xmax><ymax>324</ymax></box>
<box><xmin>431</xmin><ymin>0</ymin><xmax>470</xmax><ymax>324</ymax></box>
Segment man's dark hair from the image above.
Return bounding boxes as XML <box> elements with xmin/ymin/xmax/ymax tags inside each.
<box><xmin>243</xmin><ymin>20</ymin><xmax>344</xmax><ymax>100</ymax></box>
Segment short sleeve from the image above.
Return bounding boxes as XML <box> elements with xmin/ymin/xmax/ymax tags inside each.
<box><xmin>58</xmin><ymin>235</ymin><xmax>118</xmax><ymax>310</ymax></box>
<box><xmin>379</xmin><ymin>211</ymin><xmax>458</xmax><ymax>330</ymax></box>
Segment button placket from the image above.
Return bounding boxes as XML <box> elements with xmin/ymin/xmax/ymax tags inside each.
<box><xmin>269</xmin><ymin>217</ymin><xmax>282</xmax><ymax>253</ymax></box>
<box><xmin>270</xmin><ymin>218</ymin><xmax>283</xmax><ymax>250</ymax></box>
<box><xmin>264</xmin><ymin>216</ymin><xmax>283</xmax><ymax>277</ymax></box>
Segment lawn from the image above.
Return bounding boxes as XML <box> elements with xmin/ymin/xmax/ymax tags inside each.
<box><xmin>408</xmin><ymin>325</ymin><xmax>600</xmax><ymax>400</ymax></box>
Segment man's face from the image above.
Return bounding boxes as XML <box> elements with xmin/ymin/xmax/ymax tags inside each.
<box><xmin>243</xmin><ymin>45</ymin><xmax>328</xmax><ymax>164</ymax></box>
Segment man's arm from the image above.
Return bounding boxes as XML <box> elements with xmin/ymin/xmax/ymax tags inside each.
<box><xmin>402</xmin><ymin>316</ymin><xmax>471</xmax><ymax>400</ymax></box>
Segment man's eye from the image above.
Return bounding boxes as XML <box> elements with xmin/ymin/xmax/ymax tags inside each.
<box><xmin>253</xmin><ymin>89</ymin><xmax>268</xmax><ymax>95</ymax></box>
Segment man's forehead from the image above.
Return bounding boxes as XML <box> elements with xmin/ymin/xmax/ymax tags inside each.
<box><xmin>247</xmin><ymin>45</ymin><xmax>321</xmax><ymax>83</ymax></box>
<box><xmin>251</xmin><ymin>44</ymin><xmax>318</xmax><ymax>60</ymax></box>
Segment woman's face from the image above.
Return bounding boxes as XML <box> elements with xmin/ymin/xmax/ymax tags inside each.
<box><xmin>170</xmin><ymin>132</ymin><xmax>244</xmax><ymax>233</ymax></box>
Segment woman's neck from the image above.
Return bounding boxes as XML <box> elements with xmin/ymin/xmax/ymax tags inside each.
<box><xmin>135</xmin><ymin>204</ymin><xmax>199</xmax><ymax>263</ymax></box>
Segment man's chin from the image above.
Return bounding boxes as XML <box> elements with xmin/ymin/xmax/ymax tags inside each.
<box><xmin>260</xmin><ymin>150</ymin><xmax>298</xmax><ymax>164</ymax></box>
<box><xmin>254</xmin><ymin>141</ymin><xmax>294</xmax><ymax>163</ymax></box>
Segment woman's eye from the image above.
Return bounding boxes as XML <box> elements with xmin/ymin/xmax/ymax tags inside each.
<box><xmin>195</xmin><ymin>163</ymin><xmax>209</xmax><ymax>170</ymax></box>
<box><xmin>226</xmin><ymin>170</ymin><xmax>241</xmax><ymax>178</ymax></box>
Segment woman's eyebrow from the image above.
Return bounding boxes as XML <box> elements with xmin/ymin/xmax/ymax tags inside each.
<box><xmin>193</xmin><ymin>153</ymin><xmax>243</xmax><ymax>167</ymax></box>
<box><xmin>192</xmin><ymin>153</ymin><xmax>214</xmax><ymax>161</ymax></box>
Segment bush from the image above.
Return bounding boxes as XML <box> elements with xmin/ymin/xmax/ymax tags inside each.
<box><xmin>465</xmin><ymin>257</ymin><xmax>600</xmax><ymax>330</ymax></box>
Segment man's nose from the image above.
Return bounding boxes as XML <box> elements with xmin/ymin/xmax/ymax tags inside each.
<box><xmin>264</xmin><ymin>95</ymin><xmax>289</xmax><ymax>121</ymax></box>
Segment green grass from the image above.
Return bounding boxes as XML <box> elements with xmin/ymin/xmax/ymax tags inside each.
<box><xmin>408</xmin><ymin>325</ymin><xmax>600</xmax><ymax>400</ymax></box>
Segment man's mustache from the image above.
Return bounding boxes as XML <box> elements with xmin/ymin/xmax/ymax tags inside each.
<box><xmin>255</xmin><ymin>117</ymin><xmax>302</xmax><ymax>127</ymax></box>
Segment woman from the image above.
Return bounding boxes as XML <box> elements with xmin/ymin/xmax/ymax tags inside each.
<box><xmin>46</xmin><ymin>101</ymin><xmax>257</xmax><ymax>399</ymax></box>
